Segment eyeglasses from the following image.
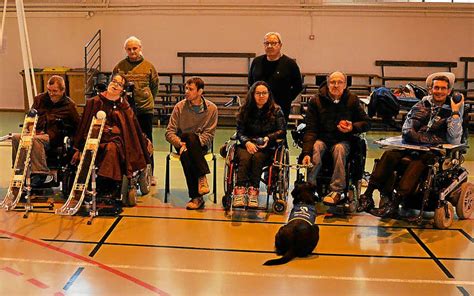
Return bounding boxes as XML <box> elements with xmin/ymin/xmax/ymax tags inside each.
<box><xmin>126</xmin><ymin>47</ymin><xmax>140</xmax><ymax>51</ymax></box>
<box><xmin>255</xmin><ymin>91</ymin><xmax>269</xmax><ymax>96</ymax></box>
<box><xmin>329</xmin><ymin>80</ymin><xmax>345</xmax><ymax>86</ymax></box>
<box><xmin>263</xmin><ymin>41</ymin><xmax>280</xmax><ymax>47</ymax></box>
<box><xmin>111</xmin><ymin>79</ymin><xmax>124</xmax><ymax>88</ymax></box>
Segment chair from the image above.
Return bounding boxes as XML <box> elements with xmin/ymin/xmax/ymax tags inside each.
<box><xmin>164</xmin><ymin>143</ymin><xmax>217</xmax><ymax>203</ymax></box>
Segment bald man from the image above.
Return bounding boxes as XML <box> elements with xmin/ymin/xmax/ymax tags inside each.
<box><xmin>301</xmin><ymin>71</ymin><xmax>370</xmax><ymax>205</ymax></box>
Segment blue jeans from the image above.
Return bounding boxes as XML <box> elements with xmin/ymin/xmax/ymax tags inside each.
<box><xmin>308</xmin><ymin>140</ymin><xmax>350</xmax><ymax>193</ymax></box>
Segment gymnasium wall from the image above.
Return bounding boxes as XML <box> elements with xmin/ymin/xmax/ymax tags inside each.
<box><xmin>0</xmin><ymin>8</ymin><xmax>472</xmax><ymax>109</ymax></box>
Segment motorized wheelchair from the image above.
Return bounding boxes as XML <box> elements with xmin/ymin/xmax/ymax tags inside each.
<box><xmin>291</xmin><ymin>123</ymin><xmax>368</xmax><ymax>214</ymax></box>
<box><xmin>374</xmin><ymin>136</ymin><xmax>473</xmax><ymax>229</ymax></box>
<box><xmin>220</xmin><ymin>135</ymin><xmax>290</xmax><ymax>214</ymax></box>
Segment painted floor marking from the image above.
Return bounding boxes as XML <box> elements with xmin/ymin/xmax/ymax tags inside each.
<box><xmin>1</xmin><ymin>256</ymin><xmax>473</xmax><ymax>287</ymax></box>
<box><xmin>0</xmin><ymin>229</ymin><xmax>168</xmax><ymax>296</ymax></box>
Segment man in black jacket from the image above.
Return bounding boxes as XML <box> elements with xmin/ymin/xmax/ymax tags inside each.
<box><xmin>248</xmin><ymin>32</ymin><xmax>303</xmax><ymax>121</ymax></box>
<box><xmin>302</xmin><ymin>71</ymin><xmax>370</xmax><ymax>205</ymax></box>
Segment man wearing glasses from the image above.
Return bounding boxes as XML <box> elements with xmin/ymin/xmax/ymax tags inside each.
<box><xmin>248</xmin><ymin>32</ymin><xmax>303</xmax><ymax>121</ymax></box>
<box><xmin>358</xmin><ymin>72</ymin><xmax>464</xmax><ymax>217</ymax></box>
<box><xmin>301</xmin><ymin>71</ymin><xmax>370</xmax><ymax>206</ymax></box>
<box><xmin>11</xmin><ymin>75</ymin><xmax>80</xmax><ymax>187</ymax></box>
<box><xmin>113</xmin><ymin>36</ymin><xmax>159</xmax><ymax>185</ymax></box>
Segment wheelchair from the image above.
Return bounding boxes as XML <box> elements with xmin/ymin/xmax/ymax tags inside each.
<box><xmin>291</xmin><ymin>123</ymin><xmax>367</xmax><ymax>214</ymax></box>
<box><xmin>220</xmin><ymin>136</ymin><xmax>290</xmax><ymax>214</ymax></box>
<box><xmin>374</xmin><ymin>137</ymin><xmax>473</xmax><ymax>229</ymax></box>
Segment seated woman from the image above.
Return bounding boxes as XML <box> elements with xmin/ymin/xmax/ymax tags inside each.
<box><xmin>72</xmin><ymin>74</ymin><xmax>151</xmax><ymax>197</ymax></box>
<box><xmin>233</xmin><ymin>81</ymin><xmax>286</xmax><ymax>208</ymax></box>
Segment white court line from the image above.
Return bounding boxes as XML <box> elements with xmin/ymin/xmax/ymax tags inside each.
<box><xmin>1</xmin><ymin>257</ymin><xmax>473</xmax><ymax>286</ymax></box>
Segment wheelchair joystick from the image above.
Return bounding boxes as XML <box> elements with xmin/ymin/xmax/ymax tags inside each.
<box><xmin>452</xmin><ymin>93</ymin><xmax>462</xmax><ymax>104</ymax></box>
<box><xmin>255</xmin><ymin>137</ymin><xmax>265</xmax><ymax>146</ymax></box>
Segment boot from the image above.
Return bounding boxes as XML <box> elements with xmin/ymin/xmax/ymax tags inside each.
<box><xmin>356</xmin><ymin>194</ymin><xmax>375</xmax><ymax>212</ymax></box>
<box><xmin>370</xmin><ymin>193</ymin><xmax>402</xmax><ymax>218</ymax></box>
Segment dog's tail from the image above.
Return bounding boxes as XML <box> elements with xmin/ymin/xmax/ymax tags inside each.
<box><xmin>263</xmin><ymin>249</ymin><xmax>296</xmax><ymax>266</ymax></box>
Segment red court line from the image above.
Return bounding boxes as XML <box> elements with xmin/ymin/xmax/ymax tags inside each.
<box><xmin>0</xmin><ymin>229</ymin><xmax>168</xmax><ymax>296</ymax></box>
<box><xmin>27</xmin><ymin>278</ymin><xmax>49</xmax><ymax>289</ymax></box>
<box><xmin>54</xmin><ymin>292</ymin><xmax>65</xmax><ymax>296</ymax></box>
<box><xmin>1</xmin><ymin>266</ymin><xmax>24</xmax><ymax>276</ymax></box>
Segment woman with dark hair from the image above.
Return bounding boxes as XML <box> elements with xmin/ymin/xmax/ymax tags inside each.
<box><xmin>72</xmin><ymin>73</ymin><xmax>151</xmax><ymax>197</ymax></box>
<box><xmin>233</xmin><ymin>81</ymin><xmax>286</xmax><ymax>208</ymax></box>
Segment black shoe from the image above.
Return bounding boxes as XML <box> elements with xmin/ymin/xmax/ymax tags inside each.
<box><xmin>370</xmin><ymin>200</ymin><xmax>399</xmax><ymax>218</ymax></box>
<box><xmin>357</xmin><ymin>194</ymin><xmax>375</xmax><ymax>212</ymax></box>
<box><xmin>29</xmin><ymin>174</ymin><xmax>47</xmax><ymax>188</ymax></box>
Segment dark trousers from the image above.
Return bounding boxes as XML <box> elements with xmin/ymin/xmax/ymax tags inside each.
<box><xmin>236</xmin><ymin>147</ymin><xmax>272</xmax><ymax>188</ymax></box>
<box><xmin>179</xmin><ymin>133</ymin><xmax>210</xmax><ymax>198</ymax></box>
<box><xmin>137</xmin><ymin>113</ymin><xmax>154</xmax><ymax>174</ymax></box>
<box><xmin>370</xmin><ymin>150</ymin><xmax>430</xmax><ymax>198</ymax></box>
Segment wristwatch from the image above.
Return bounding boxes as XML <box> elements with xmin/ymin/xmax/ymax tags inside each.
<box><xmin>451</xmin><ymin>111</ymin><xmax>461</xmax><ymax>117</ymax></box>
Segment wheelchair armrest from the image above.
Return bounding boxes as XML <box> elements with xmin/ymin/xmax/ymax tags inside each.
<box><xmin>230</xmin><ymin>133</ymin><xmax>238</xmax><ymax>141</ymax></box>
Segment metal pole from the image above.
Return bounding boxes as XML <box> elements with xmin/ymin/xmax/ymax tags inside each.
<box><xmin>0</xmin><ymin>0</ymin><xmax>7</xmax><ymax>48</ymax></box>
<box><xmin>15</xmin><ymin>0</ymin><xmax>34</xmax><ymax>107</ymax></box>
<box><xmin>21</xmin><ymin>0</ymin><xmax>37</xmax><ymax>96</ymax></box>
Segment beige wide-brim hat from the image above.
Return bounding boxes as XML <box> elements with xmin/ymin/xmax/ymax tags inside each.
<box><xmin>426</xmin><ymin>72</ymin><xmax>455</xmax><ymax>91</ymax></box>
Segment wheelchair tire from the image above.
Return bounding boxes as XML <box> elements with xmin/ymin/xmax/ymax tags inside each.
<box><xmin>127</xmin><ymin>186</ymin><xmax>138</xmax><ymax>207</ymax></box>
<box><xmin>222</xmin><ymin>194</ymin><xmax>232</xmax><ymax>211</ymax></box>
<box><xmin>61</xmin><ymin>166</ymin><xmax>75</xmax><ymax>198</ymax></box>
<box><xmin>456</xmin><ymin>182</ymin><xmax>474</xmax><ymax>220</ymax></box>
<box><xmin>272</xmin><ymin>200</ymin><xmax>287</xmax><ymax>214</ymax></box>
<box><xmin>138</xmin><ymin>164</ymin><xmax>152</xmax><ymax>195</ymax></box>
<box><xmin>434</xmin><ymin>202</ymin><xmax>454</xmax><ymax>229</ymax></box>
<box><xmin>121</xmin><ymin>177</ymin><xmax>137</xmax><ymax>207</ymax></box>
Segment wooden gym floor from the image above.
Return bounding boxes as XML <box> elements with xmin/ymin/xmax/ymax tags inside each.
<box><xmin>0</xmin><ymin>112</ymin><xmax>472</xmax><ymax>295</ymax></box>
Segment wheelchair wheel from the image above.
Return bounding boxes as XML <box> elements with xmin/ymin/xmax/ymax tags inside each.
<box><xmin>272</xmin><ymin>199</ymin><xmax>287</xmax><ymax>214</ymax></box>
<box><xmin>222</xmin><ymin>194</ymin><xmax>232</xmax><ymax>211</ymax></box>
<box><xmin>61</xmin><ymin>166</ymin><xmax>75</xmax><ymax>198</ymax></box>
<box><xmin>456</xmin><ymin>182</ymin><xmax>474</xmax><ymax>219</ymax></box>
<box><xmin>275</xmin><ymin>148</ymin><xmax>290</xmax><ymax>201</ymax></box>
<box><xmin>434</xmin><ymin>202</ymin><xmax>454</xmax><ymax>229</ymax></box>
<box><xmin>121</xmin><ymin>177</ymin><xmax>137</xmax><ymax>207</ymax></box>
<box><xmin>223</xmin><ymin>144</ymin><xmax>236</xmax><ymax>196</ymax></box>
<box><xmin>138</xmin><ymin>164</ymin><xmax>152</xmax><ymax>195</ymax></box>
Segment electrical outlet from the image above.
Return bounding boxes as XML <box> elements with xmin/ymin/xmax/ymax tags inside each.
<box><xmin>309</xmin><ymin>34</ymin><xmax>315</xmax><ymax>40</ymax></box>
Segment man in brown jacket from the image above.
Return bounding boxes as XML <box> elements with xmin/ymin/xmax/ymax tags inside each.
<box><xmin>11</xmin><ymin>75</ymin><xmax>80</xmax><ymax>187</ymax></box>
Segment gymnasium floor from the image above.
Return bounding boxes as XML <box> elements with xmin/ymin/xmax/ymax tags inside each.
<box><xmin>0</xmin><ymin>112</ymin><xmax>472</xmax><ymax>296</ymax></box>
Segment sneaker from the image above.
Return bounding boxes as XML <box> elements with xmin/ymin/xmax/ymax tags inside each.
<box><xmin>323</xmin><ymin>191</ymin><xmax>342</xmax><ymax>206</ymax></box>
<box><xmin>198</xmin><ymin>175</ymin><xmax>210</xmax><ymax>195</ymax></box>
<box><xmin>232</xmin><ymin>186</ymin><xmax>247</xmax><ymax>207</ymax></box>
<box><xmin>247</xmin><ymin>186</ymin><xmax>259</xmax><ymax>208</ymax></box>
<box><xmin>186</xmin><ymin>196</ymin><xmax>205</xmax><ymax>210</ymax></box>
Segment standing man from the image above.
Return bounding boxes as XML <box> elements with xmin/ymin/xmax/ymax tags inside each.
<box><xmin>12</xmin><ymin>75</ymin><xmax>80</xmax><ymax>187</ymax></box>
<box><xmin>165</xmin><ymin>77</ymin><xmax>218</xmax><ymax>210</ymax></box>
<box><xmin>113</xmin><ymin>36</ymin><xmax>159</xmax><ymax>185</ymax></box>
<box><xmin>248</xmin><ymin>32</ymin><xmax>303</xmax><ymax>121</ymax></box>
<box><xmin>301</xmin><ymin>71</ymin><xmax>370</xmax><ymax>205</ymax></box>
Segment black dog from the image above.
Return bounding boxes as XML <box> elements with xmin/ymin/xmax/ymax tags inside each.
<box><xmin>264</xmin><ymin>182</ymin><xmax>320</xmax><ymax>266</ymax></box>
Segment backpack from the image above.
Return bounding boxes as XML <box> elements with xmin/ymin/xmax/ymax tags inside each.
<box><xmin>368</xmin><ymin>87</ymin><xmax>400</xmax><ymax>121</ymax></box>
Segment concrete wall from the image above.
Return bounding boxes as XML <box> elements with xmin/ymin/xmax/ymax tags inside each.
<box><xmin>0</xmin><ymin>8</ymin><xmax>473</xmax><ymax>109</ymax></box>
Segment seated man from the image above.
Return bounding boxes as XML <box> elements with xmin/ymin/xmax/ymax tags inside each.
<box><xmin>12</xmin><ymin>75</ymin><xmax>80</xmax><ymax>187</ymax></box>
<box><xmin>358</xmin><ymin>72</ymin><xmax>464</xmax><ymax>217</ymax></box>
<box><xmin>165</xmin><ymin>77</ymin><xmax>218</xmax><ymax>210</ymax></box>
<box><xmin>72</xmin><ymin>74</ymin><xmax>151</xmax><ymax>197</ymax></box>
<box><xmin>301</xmin><ymin>71</ymin><xmax>370</xmax><ymax>204</ymax></box>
